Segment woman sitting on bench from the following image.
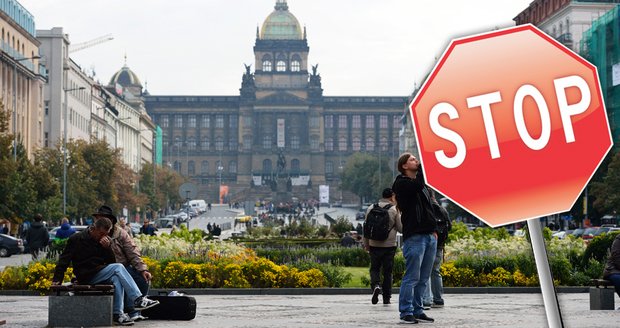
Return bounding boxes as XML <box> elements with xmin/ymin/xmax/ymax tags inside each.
<box><xmin>603</xmin><ymin>232</ymin><xmax>620</xmax><ymax>299</ymax></box>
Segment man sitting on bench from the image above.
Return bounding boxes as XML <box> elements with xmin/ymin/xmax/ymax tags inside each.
<box><xmin>603</xmin><ymin>232</ymin><xmax>620</xmax><ymax>300</ymax></box>
<box><xmin>52</xmin><ymin>217</ymin><xmax>159</xmax><ymax>326</ymax></box>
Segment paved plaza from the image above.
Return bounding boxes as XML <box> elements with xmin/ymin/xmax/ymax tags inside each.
<box><xmin>0</xmin><ymin>291</ymin><xmax>618</xmax><ymax>327</ymax></box>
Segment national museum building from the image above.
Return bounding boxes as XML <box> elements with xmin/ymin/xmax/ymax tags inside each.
<box><xmin>142</xmin><ymin>1</ymin><xmax>407</xmax><ymax>204</ymax></box>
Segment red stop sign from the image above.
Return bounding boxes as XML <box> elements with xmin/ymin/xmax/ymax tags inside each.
<box><xmin>412</xmin><ymin>24</ymin><xmax>612</xmax><ymax>227</ymax></box>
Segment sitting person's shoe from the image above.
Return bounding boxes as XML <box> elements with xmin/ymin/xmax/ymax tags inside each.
<box><xmin>371</xmin><ymin>286</ymin><xmax>381</xmax><ymax>305</ymax></box>
<box><xmin>400</xmin><ymin>315</ymin><xmax>419</xmax><ymax>324</ymax></box>
<box><xmin>129</xmin><ymin>312</ymin><xmax>147</xmax><ymax>322</ymax></box>
<box><xmin>133</xmin><ymin>296</ymin><xmax>160</xmax><ymax>310</ymax></box>
<box><xmin>113</xmin><ymin>313</ymin><xmax>134</xmax><ymax>326</ymax></box>
<box><xmin>413</xmin><ymin>313</ymin><xmax>434</xmax><ymax>322</ymax></box>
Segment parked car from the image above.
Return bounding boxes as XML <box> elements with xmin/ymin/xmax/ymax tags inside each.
<box><xmin>355</xmin><ymin>210</ymin><xmax>366</xmax><ymax>221</ymax></box>
<box><xmin>154</xmin><ymin>218</ymin><xmax>174</xmax><ymax>229</ymax></box>
<box><xmin>581</xmin><ymin>227</ymin><xmax>600</xmax><ymax>241</ymax></box>
<box><xmin>0</xmin><ymin>233</ymin><xmax>24</xmax><ymax>257</ymax></box>
<box><xmin>129</xmin><ymin>223</ymin><xmax>141</xmax><ymax>236</ymax></box>
<box><xmin>571</xmin><ymin>228</ymin><xmax>585</xmax><ymax>238</ymax></box>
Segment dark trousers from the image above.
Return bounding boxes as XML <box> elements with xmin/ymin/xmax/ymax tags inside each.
<box><xmin>124</xmin><ymin>265</ymin><xmax>149</xmax><ymax>313</ymax></box>
<box><xmin>369</xmin><ymin>246</ymin><xmax>397</xmax><ymax>299</ymax></box>
<box><xmin>607</xmin><ymin>273</ymin><xmax>620</xmax><ymax>298</ymax></box>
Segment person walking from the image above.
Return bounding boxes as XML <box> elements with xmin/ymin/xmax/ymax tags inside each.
<box><xmin>24</xmin><ymin>214</ymin><xmax>49</xmax><ymax>261</ymax></box>
<box><xmin>93</xmin><ymin>206</ymin><xmax>152</xmax><ymax>322</ymax></box>
<box><xmin>423</xmin><ymin>195</ymin><xmax>452</xmax><ymax>308</ymax></box>
<box><xmin>392</xmin><ymin>153</ymin><xmax>437</xmax><ymax>324</ymax></box>
<box><xmin>52</xmin><ymin>216</ymin><xmax>159</xmax><ymax>326</ymax></box>
<box><xmin>362</xmin><ymin>188</ymin><xmax>402</xmax><ymax>305</ymax></box>
<box><xmin>54</xmin><ymin>217</ymin><xmax>76</xmax><ymax>240</ymax></box>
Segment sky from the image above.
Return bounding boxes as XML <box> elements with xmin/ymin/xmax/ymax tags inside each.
<box><xmin>18</xmin><ymin>0</ymin><xmax>534</xmax><ymax>96</ymax></box>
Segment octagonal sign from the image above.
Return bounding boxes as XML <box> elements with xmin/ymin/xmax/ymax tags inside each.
<box><xmin>411</xmin><ymin>24</ymin><xmax>612</xmax><ymax>227</ymax></box>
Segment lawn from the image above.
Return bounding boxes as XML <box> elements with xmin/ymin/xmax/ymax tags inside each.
<box><xmin>341</xmin><ymin>266</ymin><xmax>369</xmax><ymax>288</ymax></box>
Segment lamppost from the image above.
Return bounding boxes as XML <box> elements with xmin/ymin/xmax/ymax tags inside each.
<box><xmin>63</xmin><ymin>86</ymin><xmax>86</xmax><ymax>215</ymax></box>
<box><xmin>12</xmin><ymin>55</ymin><xmax>40</xmax><ymax>161</ymax></box>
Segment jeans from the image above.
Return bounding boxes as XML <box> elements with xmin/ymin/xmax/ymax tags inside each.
<box><xmin>607</xmin><ymin>273</ymin><xmax>620</xmax><ymax>298</ymax></box>
<box><xmin>124</xmin><ymin>265</ymin><xmax>150</xmax><ymax>314</ymax></box>
<box><xmin>369</xmin><ymin>246</ymin><xmax>397</xmax><ymax>300</ymax></box>
<box><xmin>89</xmin><ymin>263</ymin><xmax>142</xmax><ymax>315</ymax></box>
<box><xmin>399</xmin><ymin>234</ymin><xmax>437</xmax><ymax>317</ymax></box>
<box><xmin>423</xmin><ymin>248</ymin><xmax>444</xmax><ymax>305</ymax></box>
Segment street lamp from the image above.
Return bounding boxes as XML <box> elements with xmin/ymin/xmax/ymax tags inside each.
<box><xmin>12</xmin><ymin>55</ymin><xmax>40</xmax><ymax>161</ymax></box>
<box><xmin>63</xmin><ymin>86</ymin><xmax>86</xmax><ymax>216</ymax></box>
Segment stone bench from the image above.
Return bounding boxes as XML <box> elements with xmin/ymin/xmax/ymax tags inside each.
<box><xmin>49</xmin><ymin>284</ymin><xmax>114</xmax><ymax>327</ymax></box>
<box><xmin>590</xmin><ymin>279</ymin><xmax>615</xmax><ymax>310</ymax></box>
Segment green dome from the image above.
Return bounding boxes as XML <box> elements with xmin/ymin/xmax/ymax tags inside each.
<box><xmin>260</xmin><ymin>0</ymin><xmax>302</xmax><ymax>40</ymax></box>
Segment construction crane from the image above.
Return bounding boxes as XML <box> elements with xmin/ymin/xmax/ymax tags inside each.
<box><xmin>69</xmin><ymin>34</ymin><xmax>114</xmax><ymax>53</ymax></box>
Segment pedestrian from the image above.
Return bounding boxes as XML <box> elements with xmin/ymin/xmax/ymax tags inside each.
<box><xmin>51</xmin><ymin>216</ymin><xmax>160</xmax><ymax>326</ymax></box>
<box><xmin>24</xmin><ymin>214</ymin><xmax>50</xmax><ymax>261</ymax></box>
<box><xmin>603</xmin><ymin>232</ymin><xmax>620</xmax><ymax>299</ymax></box>
<box><xmin>392</xmin><ymin>153</ymin><xmax>437</xmax><ymax>324</ymax></box>
<box><xmin>118</xmin><ymin>217</ymin><xmax>134</xmax><ymax>237</ymax></box>
<box><xmin>362</xmin><ymin>187</ymin><xmax>402</xmax><ymax>305</ymax></box>
<box><xmin>1</xmin><ymin>223</ymin><xmax>8</xmax><ymax>235</ymax></box>
<box><xmin>54</xmin><ymin>217</ymin><xmax>76</xmax><ymax>240</ymax></box>
<box><xmin>140</xmin><ymin>219</ymin><xmax>156</xmax><ymax>236</ymax></box>
<box><xmin>423</xmin><ymin>195</ymin><xmax>452</xmax><ymax>308</ymax></box>
<box><xmin>93</xmin><ymin>205</ymin><xmax>151</xmax><ymax>322</ymax></box>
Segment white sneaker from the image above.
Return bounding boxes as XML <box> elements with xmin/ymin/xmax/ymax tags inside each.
<box><xmin>114</xmin><ymin>313</ymin><xmax>134</xmax><ymax>326</ymax></box>
<box><xmin>133</xmin><ymin>296</ymin><xmax>160</xmax><ymax>311</ymax></box>
<box><xmin>129</xmin><ymin>312</ymin><xmax>147</xmax><ymax>322</ymax></box>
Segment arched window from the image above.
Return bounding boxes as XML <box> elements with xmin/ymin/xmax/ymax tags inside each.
<box><xmin>352</xmin><ymin>136</ymin><xmax>361</xmax><ymax>151</ymax></box>
<box><xmin>366</xmin><ymin>136</ymin><xmax>375</xmax><ymax>151</ymax></box>
<box><xmin>262</xmin><ymin>54</ymin><xmax>272</xmax><ymax>72</ymax></box>
<box><xmin>263</xmin><ymin>159</ymin><xmax>272</xmax><ymax>173</ymax></box>
<box><xmin>291</xmin><ymin>54</ymin><xmax>301</xmax><ymax>72</ymax></box>
<box><xmin>338</xmin><ymin>136</ymin><xmax>347</xmax><ymax>151</ymax></box>
<box><xmin>291</xmin><ymin>159</ymin><xmax>300</xmax><ymax>173</ymax></box>
<box><xmin>228</xmin><ymin>161</ymin><xmax>237</xmax><ymax>174</ymax></box>
<box><xmin>276</xmin><ymin>60</ymin><xmax>286</xmax><ymax>72</ymax></box>
<box><xmin>201</xmin><ymin>160</ymin><xmax>209</xmax><ymax>174</ymax></box>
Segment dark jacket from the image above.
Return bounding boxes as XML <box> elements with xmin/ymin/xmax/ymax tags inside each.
<box><xmin>392</xmin><ymin>171</ymin><xmax>437</xmax><ymax>241</ymax></box>
<box><xmin>433</xmin><ymin>203</ymin><xmax>452</xmax><ymax>249</ymax></box>
<box><xmin>54</xmin><ymin>223</ymin><xmax>76</xmax><ymax>239</ymax></box>
<box><xmin>25</xmin><ymin>221</ymin><xmax>49</xmax><ymax>249</ymax></box>
<box><xmin>140</xmin><ymin>224</ymin><xmax>156</xmax><ymax>236</ymax></box>
<box><xmin>52</xmin><ymin>228</ymin><xmax>116</xmax><ymax>283</ymax></box>
<box><xmin>603</xmin><ymin>233</ymin><xmax>620</xmax><ymax>278</ymax></box>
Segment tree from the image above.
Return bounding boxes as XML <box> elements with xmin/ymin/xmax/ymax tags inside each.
<box><xmin>591</xmin><ymin>150</ymin><xmax>620</xmax><ymax>216</ymax></box>
<box><xmin>340</xmin><ymin>153</ymin><xmax>393</xmax><ymax>203</ymax></box>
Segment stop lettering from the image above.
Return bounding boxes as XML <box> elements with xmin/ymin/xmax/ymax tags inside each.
<box><xmin>411</xmin><ymin>24</ymin><xmax>612</xmax><ymax>227</ymax></box>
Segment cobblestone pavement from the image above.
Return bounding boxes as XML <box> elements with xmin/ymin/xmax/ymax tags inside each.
<box><xmin>0</xmin><ymin>292</ymin><xmax>618</xmax><ymax>327</ymax></box>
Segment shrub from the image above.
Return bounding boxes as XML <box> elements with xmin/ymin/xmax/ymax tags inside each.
<box><xmin>581</xmin><ymin>231</ymin><xmax>619</xmax><ymax>267</ymax></box>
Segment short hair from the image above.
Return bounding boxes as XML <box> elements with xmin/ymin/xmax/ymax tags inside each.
<box><xmin>382</xmin><ymin>188</ymin><xmax>394</xmax><ymax>198</ymax></box>
<box><xmin>93</xmin><ymin>217</ymin><xmax>112</xmax><ymax>231</ymax></box>
<box><xmin>33</xmin><ymin>214</ymin><xmax>43</xmax><ymax>222</ymax></box>
<box><xmin>397</xmin><ymin>153</ymin><xmax>412</xmax><ymax>174</ymax></box>
<box><xmin>61</xmin><ymin>217</ymin><xmax>69</xmax><ymax>224</ymax></box>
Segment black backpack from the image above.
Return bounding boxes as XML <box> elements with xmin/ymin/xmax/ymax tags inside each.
<box><xmin>432</xmin><ymin>203</ymin><xmax>451</xmax><ymax>247</ymax></box>
<box><xmin>363</xmin><ymin>203</ymin><xmax>393</xmax><ymax>241</ymax></box>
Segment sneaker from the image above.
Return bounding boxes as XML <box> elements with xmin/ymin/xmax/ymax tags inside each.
<box><xmin>413</xmin><ymin>313</ymin><xmax>434</xmax><ymax>323</ymax></box>
<box><xmin>371</xmin><ymin>286</ymin><xmax>381</xmax><ymax>305</ymax></box>
<box><xmin>113</xmin><ymin>313</ymin><xmax>134</xmax><ymax>326</ymax></box>
<box><xmin>133</xmin><ymin>296</ymin><xmax>160</xmax><ymax>311</ymax></box>
<box><xmin>431</xmin><ymin>302</ymin><xmax>444</xmax><ymax>308</ymax></box>
<box><xmin>129</xmin><ymin>312</ymin><xmax>147</xmax><ymax>322</ymax></box>
<box><xmin>400</xmin><ymin>315</ymin><xmax>419</xmax><ymax>324</ymax></box>
<box><xmin>422</xmin><ymin>303</ymin><xmax>431</xmax><ymax>310</ymax></box>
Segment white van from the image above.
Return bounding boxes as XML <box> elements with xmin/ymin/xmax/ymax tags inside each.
<box><xmin>187</xmin><ymin>199</ymin><xmax>207</xmax><ymax>213</ymax></box>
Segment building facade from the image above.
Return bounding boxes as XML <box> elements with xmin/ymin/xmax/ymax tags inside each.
<box><xmin>0</xmin><ymin>0</ymin><xmax>46</xmax><ymax>159</ymax></box>
<box><xmin>145</xmin><ymin>0</ymin><xmax>406</xmax><ymax>204</ymax></box>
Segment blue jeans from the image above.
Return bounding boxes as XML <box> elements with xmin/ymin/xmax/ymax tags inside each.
<box><xmin>399</xmin><ymin>234</ymin><xmax>437</xmax><ymax>317</ymax></box>
<box><xmin>89</xmin><ymin>263</ymin><xmax>142</xmax><ymax>315</ymax></box>
<box><xmin>124</xmin><ymin>265</ymin><xmax>150</xmax><ymax>315</ymax></box>
<box><xmin>607</xmin><ymin>273</ymin><xmax>620</xmax><ymax>298</ymax></box>
<box><xmin>423</xmin><ymin>248</ymin><xmax>444</xmax><ymax>304</ymax></box>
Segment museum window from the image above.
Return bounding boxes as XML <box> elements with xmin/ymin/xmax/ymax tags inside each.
<box><xmin>175</xmin><ymin>115</ymin><xmax>182</xmax><ymax>128</ymax></box>
<box><xmin>325</xmin><ymin>115</ymin><xmax>333</xmax><ymax>128</ymax></box>
<box><xmin>325</xmin><ymin>161</ymin><xmax>333</xmax><ymax>174</ymax></box>
<box><xmin>229</xmin><ymin>115</ymin><xmax>238</xmax><ymax>129</ymax></box>
<box><xmin>393</xmin><ymin>115</ymin><xmax>401</xmax><ymax>128</ymax></box>
<box><xmin>366</xmin><ymin>136</ymin><xmax>375</xmax><ymax>151</ymax></box>
<box><xmin>201</xmin><ymin>137</ymin><xmax>209</xmax><ymax>151</ymax></box>
<box><xmin>201</xmin><ymin>115</ymin><xmax>210</xmax><ymax>128</ymax></box>
<box><xmin>263</xmin><ymin>60</ymin><xmax>272</xmax><ymax>72</ymax></box>
<box><xmin>366</xmin><ymin>115</ymin><xmax>374</xmax><ymax>128</ymax></box>
<box><xmin>215</xmin><ymin>137</ymin><xmax>224</xmax><ymax>151</ymax></box>
<box><xmin>310</xmin><ymin>135</ymin><xmax>319</xmax><ymax>150</ymax></box>
<box><xmin>174</xmin><ymin>136</ymin><xmax>182</xmax><ymax>148</ymax></box>
<box><xmin>161</xmin><ymin>115</ymin><xmax>169</xmax><ymax>128</ymax></box>
<box><xmin>380</xmin><ymin>115</ymin><xmax>388</xmax><ymax>129</ymax></box>
<box><xmin>276</xmin><ymin>60</ymin><xmax>286</xmax><ymax>72</ymax></box>
<box><xmin>291</xmin><ymin>159</ymin><xmax>300</xmax><ymax>173</ymax></box>
<box><xmin>243</xmin><ymin>135</ymin><xmax>252</xmax><ymax>151</ymax></box>
<box><xmin>263</xmin><ymin>135</ymin><xmax>272</xmax><ymax>150</ymax></box>
<box><xmin>187</xmin><ymin>136</ymin><xmax>196</xmax><ymax>150</ymax></box>
<box><xmin>188</xmin><ymin>161</ymin><xmax>195</xmax><ymax>176</ymax></box>
<box><xmin>291</xmin><ymin>135</ymin><xmax>300</xmax><ymax>150</ymax></box>
<box><xmin>338</xmin><ymin>115</ymin><xmax>347</xmax><ymax>129</ymax></box>
<box><xmin>201</xmin><ymin>160</ymin><xmax>209</xmax><ymax>174</ymax></box>
<box><xmin>229</xmin><ymin>136</ymin><xmax>238</xmax><ymax>151</ymax></box>
<box><xmin>263</xmin><ymin>159</ymin><xmax>272</xmax><ymax>173</ymax></box>
<box><xmin>243</xmin><ymin>116</ymin><xmax>252</xmax><ymax>127</ymax></box>
<box><xmin>174</xmin><ymin>161</ymin><xmax>181</xmax><ymax>174</ymax></box>
<box><xmin>325</xmin><ymin>137</ymin><xmax>333</xmax><ymax>151</ymax></box>
<box><xmin>352</xmin><ymin>115</ymin><xmax>361</xmax><ymax>129</ymax></box>
<box><xmin>310</xmin><ymin>116</ymin><xmax>319</xmax><ymax>128</ymax></box>
<box><xmin>380</xmin><ymin>136</ymin><xmax>388</xmax><ymax>151</ymax></box>
<box><xmin>229</xmin><ymin>161</ymin><xmax>237</xmax><ymax>174</ymax></box>
<box><xmin>188</xmin><ymin>115</ymin><xmax>196</xmax><ymax>128</ymax></box>
<box><xmin>215</xmin><ymin>115</ymin><xmax>224</xmax><ymax>128</ymax></box>
<box><xmin>291</xmin><ymin>60</ymin><xmax>300</xmax><ymax>72</ymax></box>
<box><xmin>339</xmin><ymin>135</ymin><xmax>347</xmax><ymax>151</ymax></box>
<box><xmin>352</xmin><ymin>136</ymin><xmax>361</xmax><ymax>151</ymax></box>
